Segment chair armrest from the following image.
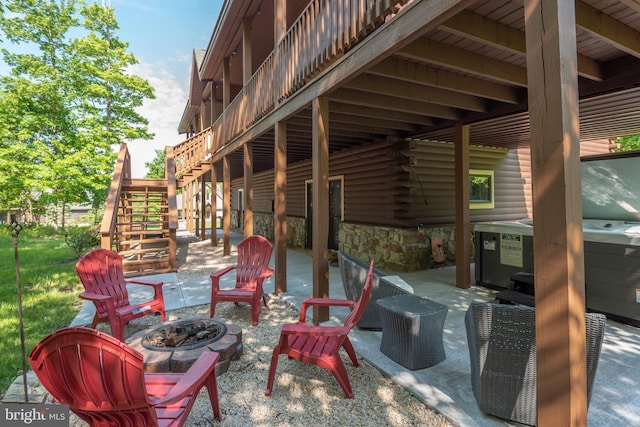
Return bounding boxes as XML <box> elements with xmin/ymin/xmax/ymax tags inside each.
<box><xmin>148</xmin><ymin>351</ymin><xmax>219</xmax><ymax>406</ymax></box>
<box><xmin>126</xmin><ymin>279</ymin><xmax>163</xmax><ymax>287</ymax></box>
<box><xmin>243</xmin><ymin>268</ymin><xmax>275</xmax><ymax>291</ymax></box>
<box><xmin>126</xmin><ymin>279</ymin><xmax>164</xmax><ymax>300</ymax></box>
<box><xmin>79</xmin><ymin>291</ymin><xmax>117</xmax><ymax>318</ymax></box>
<box><xmin>258</xmin><ymin>268</ymin><xmax>275</xmax><ymax>279</ymax></box>
<box><xmin>379</xmin><ymin>276</ymin><xmax>414</xmax><ymax>295</ymax></box>
<box><xmin>79</xmin><ymin>291</ymin><xmax>112</xmax><ymax>302</ymax></box>
<box><xmin>210</xmin><ymin>266</ymin><xmax>236</xmax><ymax>291</ymax></box>
<box><xmin>300</xmin><ymin>298</ymin><xmax>356</xmax><ymax>321</ymax></box>
<box><xmin>281</xmin><ymin>323</ymin><xmax>348</xmax><ymax>337</ymax></box>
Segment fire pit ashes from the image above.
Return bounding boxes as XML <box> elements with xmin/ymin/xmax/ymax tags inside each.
<box><xmin>142</xmin><ymin>318</ymin><xmax>227</xmax><ymax>350</ymax></box>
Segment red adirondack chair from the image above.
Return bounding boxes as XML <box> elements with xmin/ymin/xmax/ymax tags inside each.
<box><xmin>265</xmin><ymin>260</ymin><xmax>374</xmax><ymax>398</ymax></box>
<box><xmin>210</xmin><ymin>235</ymin><xmax>274</xmax><ymax>326</ymax></box>
<box><xmin>29</xmin><ymin>327</ymin><xmax>221</xmax><ymax>426</ymax></box>
<box><xmin>76</xmin><ymin>248</ymin><xmax>167</xmax><ymax>341</ymax></box>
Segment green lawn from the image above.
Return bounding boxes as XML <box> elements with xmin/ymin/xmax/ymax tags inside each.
<box><xmin>0</xmin><ymin>227</ymin><xmax>84</xmax><ymax>393</ymax></box>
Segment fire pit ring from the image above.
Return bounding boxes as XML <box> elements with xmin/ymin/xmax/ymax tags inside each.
<box><xmin>141</xmin><ymin>318</ymin><xmax>227</xmax><ymax>351</ymax></box>
<box><xmin>127</xmin><ymin>317</ymin><xmax>243</xmax><ymax>374</ymax></box>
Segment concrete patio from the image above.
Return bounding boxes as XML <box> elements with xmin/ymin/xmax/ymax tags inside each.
<box><xmin>72</xmin><ymin>230</ymin><xmax>640</xmax><ymax>426</ymax></box>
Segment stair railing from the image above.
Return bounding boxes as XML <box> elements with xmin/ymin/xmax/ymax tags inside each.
<box><xmin>100</xmin><ymin>143</ymin><xmax>130</xmax><ymax>251</ymax></box>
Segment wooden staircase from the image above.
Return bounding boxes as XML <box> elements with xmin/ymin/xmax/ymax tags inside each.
<box><xmin>114</xmin><ymin>179</ymin><xmax>175</xmax><ymax>276</ymax></box>
<box><xmin>101</xmin><ymin>144</ymin><xmax>178</xmax><ymax>277</ymax></box>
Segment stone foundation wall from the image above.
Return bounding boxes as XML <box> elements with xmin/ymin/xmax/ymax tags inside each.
<box><xmin>254</xmin><ymin>212</ymin><xmax>274</xmax><ymax>240</ymax></box>
<box><xmin>339</xmin><ymin>222</ymin><xmax>475</xmax><ymax>272</ymax></box>
<box><xmin>231</xmin><ymin>210</ymin><xmax>239</xmax><ymax>229</ymax></box>
<box><xmin>285</xmin><ymin>216</ymin><xmax>307</xmax><ymax>248</ymax></box>
<box><xmin>236</xmin><ymin>215</ymin><xmax>475</xmax><ymax>272</ymax></box>
<box><xmin>253</xmin><ymin>213</ymin><xmax>307</xmax><ymax>248</ymax></box>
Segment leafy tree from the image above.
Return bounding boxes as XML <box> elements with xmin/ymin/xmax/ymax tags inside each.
<box><xmin>0</xmin><ymin>83</ymin><xmax>34</xmax><ymax>211</ymax></box>
<box><xmin>0</xmin><ymin>0</ymin><xmax>81</xmax><ymax>226</ymax></box>
<box><xmin>616</xmin><ymin>135</ymin><xmax>640</xmax><ymax>152</ymax></box>
<box><xmin>145</xmin><ymin>148</ymin><xmax>167</xmax><ymax>179</ymax></box>
<box><xmin>71</xmin><ymin>1</ymin><xmax>155</xmax><ymax>219</ymax></box>
<box><xmin>72</xmin><ymin>1</ymin><xmax>155</xmax><ymax>146</ymax></box>
<box><xmin>0</xmin><ymin>0</ymin><xmax>155</xmax><ymax>225</ymax></box>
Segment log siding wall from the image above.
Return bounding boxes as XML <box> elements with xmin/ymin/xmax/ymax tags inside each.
<box><xmin>404</xmin><ymin>140</ymin><xmax>530</xmax><ymax>225</ymax></box>
<box><xmin>229</xmin><ymin>138</ymin><xmax>612</xmax><ymax>232</ymax></box>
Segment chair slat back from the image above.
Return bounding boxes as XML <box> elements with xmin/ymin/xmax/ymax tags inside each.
<box><xmin>343</xmin><ymin>261</ymin><xmax>374</xmax><ymax>330</ymax></box>
<box><xmin>76</xmin><ymin>249</ymin><xmax>131</xmax><ymax>313</ymax></box>
<box><xmin>29</xmin><ymin>327</ymin><xmax>156</xmax><ymax>425</ymax></box>
<box><xmin>236</xmin><ymin>235</ymin><xmax>273</xmax><ymax>289</ymax></box>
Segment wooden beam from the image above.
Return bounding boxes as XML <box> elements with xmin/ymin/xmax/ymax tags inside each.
<box><xmin>243</xmin><ymin>142</ymin><xmax>253</xmax><ymax>237</ymax></box>
<box><xmin>346</xmin><ymin>74</ymin><xmax>487</xmax><ymax>112</ymax></box>
<box><xmin>312</xmin><ymin>97</ymin><xmax>329</xmax><ymax>324</ymax></box>
<box><xmin>274</xmin><ymin>120</ymin><xmax>287</xmax><ymax>294</ymax></box>
<box><xmin>274</xmin><ymin>0</ymin><xmax>287</xmax><ymax>45</ymax></box>
<box><xmin>442</xmin><ymin>9</ymin><xmax>603</xmax><ymax>81</ymax></box>
<box><xmin>287</xmin><ymin>116</ymin><xmax>400</xmax><ymax>136</ymax></box>
<box><xmin>243</xmin><ymin>18</ymin><xmax>252</xmax><ymax>84</ymax></box>
<box><xmin>575</xmin><ymin>0</ymin><xmax>640</xmax><ymax>59</ymax></box>
<box><xmin>524</xmin><ymin>0</ymin><xmax>587</xmax><ymax>425</ymax></box>
<box><xmin>200</xmin><ymin>176</ymin><xmax>206</xmax><ymax>240</ymax></box>
<box><xmin>399</xmin><ymin>37</ymin><xmax>528</xmax><ymax>87</ymax></box>
<box><xmin>199</xmin><ymin>101</ymin><xmax>206</xmax><ymax>132</ymax></box>
<box><xmin>223</xmin><ymin>58</ymin><xmax>230</xmax><ymax>109</ymax></box>
<box><xmin>330</xmin><ymin>102</ymin><xmax>436</xmax><ymax>126</ymax></box>
<box><xmin>620</xmin><ymin>0</ymin><xmax>640</xmax><ymax>13</ymax></box>
<box><xmin>223</xmin><ymin>155</ymin><xmax>231</xmax><ymax>256</ymax></box>
<box><xmin>444</xmin><ymin>10</ymin><xmax>526</xmax><ymax>53</ymax></box>
<box><xmin>330</xmin><ymin>88</ymin><xmax>460</xmax><ymax>120</ymax></box>
<box><xmin>180</xmin><ymin>182</ymin><xmax>186</xmax><ymax>236</ymax></box>
<box><xmin>186</xmin><ymin>181</ymin><xmax>194</xmax><ymax>233</ymax></box>
<box><xmin>454</xmin><ymin>123</ymin><xmax>470</xmax><ymax>289</ymax></box>
<box><xmin>329</xmin><ymin>112</ymin><xmax>419</xmax><ymax>132</ymax></box>
<box><xmin>210</xmin><ymin>164</ymin><xmax>218</xmax><ymax>247</ymax></box>
<box><xmin>369</xmin><ymin>57</ymin><xmax>522</xmax><ymax>104</ymax></box>
<box><xmin>286</xmin><ymin>119</ymin><xmax>388</xmax><ymax>138</ymax></box>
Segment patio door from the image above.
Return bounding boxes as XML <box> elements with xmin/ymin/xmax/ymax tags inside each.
<box><xmin>237</xmin><ymin>189</ymin><xmax>244</xmax><ymax>229</ymax></box>
<box><xmin>305</xmin><ymin>177</ymin><xmax>343</xmax><ymax>250</ymax></box>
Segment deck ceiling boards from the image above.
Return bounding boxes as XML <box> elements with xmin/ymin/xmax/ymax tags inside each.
<box><xmin>201</xmin><ymin>0</ymin><xmax>640</xmax><ymax>179</ymax></box>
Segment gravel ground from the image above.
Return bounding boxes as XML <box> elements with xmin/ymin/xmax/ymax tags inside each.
<box><xmin>59</xmin><ymin>235</ymin><xmax>456</xmax><ymax>426</ymax></box>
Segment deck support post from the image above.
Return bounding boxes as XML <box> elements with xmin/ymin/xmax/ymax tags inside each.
<box><xmin>223</xmin><ymin>155</ymin><xmax>231</xmax><ymax>256</ymax></box>
<box><xmin>312</xmin><ymin>97</ymin><xmax>329</xmax><ymax>323</ymax></box>
<box><xmin>524</xmin><ymin>0</ymin><xmax>587</xmax><ymax>425</ymax></box>
<box><xmin>200</xmin><ymin>175</ymin><xmax>206</xmax><ymax>240</ymax></box>
<box><xmin>210</xmin><ymin>165</ymin><xmax>218</xmax><ymax>247</ymax></box>
<box><xmin>244</xmin><ymin>142</ymin><xmax>254</xmax><ymax>237</ymax></box>
<box><xmin>454</xmin><ymin>123</ymin><xmax>471</xmax><ymax>289</ymax></box>
<box><xmin>274</xmin><ymin>121</ymin><xmax>287</xmax><ymax>294</ymax></box>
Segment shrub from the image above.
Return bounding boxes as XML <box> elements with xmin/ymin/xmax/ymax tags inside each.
<box><xmin>23</xmin><ymin>224</ymin><xmax>58</xmax><ymax>239</ymax></box>
<box><xmin>64</xmin><ymin>225</ymin><xmax>100</xmax><ymax>258</ymax></box>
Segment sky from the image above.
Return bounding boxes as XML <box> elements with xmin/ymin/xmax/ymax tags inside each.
<box><xmin>109</xmin><ymin>0</ymin><xmax>223</xmax><ymax>177</ymax></box>
<box><xmin>1</xmin><ymin>0</ymin><xmax>223</xmax><ymax>177</ymax></box>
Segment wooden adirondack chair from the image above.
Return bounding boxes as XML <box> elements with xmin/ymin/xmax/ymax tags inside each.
<box><xmin>265</xmin><ymin>260</ymin><xmax>374</xmax><ymax>398</ymax></box>
<box><xmin>76</xmin><ymin>248</ymin><xmax>167</xmax><ymax>341</ymax></box>
<box><xmin>29</xmin><ymin>327</ymin><xmax>221</xmax><ymax>426</ymax></box>
<box><xmin>210</xmin><ymin>235</ymin><xmax>274</xmax><ymax>326</ymax></box>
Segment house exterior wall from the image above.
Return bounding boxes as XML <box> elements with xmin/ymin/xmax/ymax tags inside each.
<box><xmin>404</xmin><ymin>140</ymin><xmax>530</xmax><ymax>225</ymax></box>
<box><xmin>227</xmin><ymin>138</ymin><xmax>612</xmax><ymax>271</ymax></box>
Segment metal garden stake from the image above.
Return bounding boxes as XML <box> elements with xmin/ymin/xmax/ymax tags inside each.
<box><xmin>8</xmin><ymin>220</ymin><xmax>28</xmax><ymax>403</ymax></box>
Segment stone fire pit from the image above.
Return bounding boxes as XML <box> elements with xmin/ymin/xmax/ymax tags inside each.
<box><xmin>127</xmin><ymin>317</ymin><xmax>243</xmax><ymax>374</ymax></box>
